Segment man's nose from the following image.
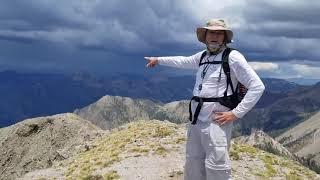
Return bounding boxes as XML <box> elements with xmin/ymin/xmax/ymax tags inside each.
<box><xmin>210</xmin><ymin>35</ymin><xmax>218</xmax><ymax>40</ymax></box>
<box><xmin>212</xmin><ymin>33</ymin><xmax>220</xmax><ymax>37</ymax></box>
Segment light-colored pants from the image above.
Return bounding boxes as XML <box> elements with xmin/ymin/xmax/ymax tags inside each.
<box><xmin>184</xmin><ymin>121</ymin><xmax>233</xmax><ymax>180</ymax></box>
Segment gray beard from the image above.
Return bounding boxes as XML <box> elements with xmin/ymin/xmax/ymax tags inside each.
<box><xmin>207</xmin><ymin>43</ymin><xmax>222</xmax><ymax>53</ymax></box>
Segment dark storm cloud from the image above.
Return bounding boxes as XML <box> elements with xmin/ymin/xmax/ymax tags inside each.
<box><xmin>245</xmin><ymin>2</ymin><xmax>320</xmax><ymax>41</ymax></box>
<box><xmin>0</xmin><ymin>0</ymin><xmax>201</xmax><ymax>76</ymax></box>
<box><xmin>231</xmin><ymin>0</ymin><xmax>320</xmax><ymax>62</ymax></box>
<box><xmin>0</xmin><ymin>0</ymin><xmax>89</xmax><ymax>31</ymax></box>
<box><xmin>0</xmin><ymin>0</ymin><xmax>198</xmax><ymax>54</ymax></box>
<box><xmin>0</xmin><ymin>0</ymin><xmax>319</xmax><ymax>78</ymax></box>
<box><xmin>243</xmin><ymin>0</ymin><xmax>320</xmax><ymax>38</ymax></box>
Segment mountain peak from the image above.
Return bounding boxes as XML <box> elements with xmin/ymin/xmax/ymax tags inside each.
<box><xmin>74</xmin><ymin>95</ymin><xmax>189</xmax><ymax>130</ymax></box>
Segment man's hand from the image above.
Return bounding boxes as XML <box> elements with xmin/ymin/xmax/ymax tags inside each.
<box><xmin>213</xmin><ymin>111</ymin><xmax>238</xmax><ymax>125</ymax></box>
<box><xmin>144</xmin><ymin>57</ymin><xmax>158</xmax><ymax>68</ymax></box>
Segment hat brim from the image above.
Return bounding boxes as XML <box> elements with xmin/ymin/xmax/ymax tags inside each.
<box><xmin>196</xmin><ymin>26</ymin><xmax>233</xmax><ymax>44</ymax></box>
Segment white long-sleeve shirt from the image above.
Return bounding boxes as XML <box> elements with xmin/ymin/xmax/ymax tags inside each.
<box><xmin>157</xmin><ymin>48</ymin><xmax>265</xmax><ymax>122</ymax></box>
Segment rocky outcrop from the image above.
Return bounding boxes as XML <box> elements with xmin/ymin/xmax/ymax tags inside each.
<box><xmin>234</xmin><ymin>129</ymin><xmax>296</xmax><ymax>160</ymax></box>
<box><xmin>156</xmin><ymin>100</ymin><xmax>189</xmax><ymax>123</ymax></box>
<box><xmin>0</xmin><ymin>113</ymin><xmax>103</xmax><ymax>180</ymax></box>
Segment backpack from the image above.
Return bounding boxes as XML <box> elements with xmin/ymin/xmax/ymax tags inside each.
<box><xmin>198</xmin><ymin>48</ymin><xmax>247</xmax><ymax>109</ymax></box>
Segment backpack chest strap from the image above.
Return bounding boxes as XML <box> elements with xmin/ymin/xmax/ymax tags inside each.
<box><xmin>199</xmin><ymin>61</ymin><xmax>222</xmax><ymax>66</ymax></box>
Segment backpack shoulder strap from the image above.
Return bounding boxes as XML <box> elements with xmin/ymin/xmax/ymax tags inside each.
<box><xmin>221</xmin><ymin>48</ymin><xmax>236</xmax><ymax>96</ymax></box>
<box><xmin>221</xmin><ymin>48</ymin><xmax>234</xmax><ymax>75</ymax></box>
<box><xmin>198</xmin><ymin>51</ymin><xmax>207</xmax><ymax>66</ymax></box>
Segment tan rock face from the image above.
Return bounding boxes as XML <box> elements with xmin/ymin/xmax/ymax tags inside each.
<box><xmin>0</xmin><ymin>113</ymin><xmax>103</xmax><ymax>180</ymax></box>
<box><xmin>276</xmin><ymin>111</ymin><xmax>320</xmax><ymax>173</ymax></box>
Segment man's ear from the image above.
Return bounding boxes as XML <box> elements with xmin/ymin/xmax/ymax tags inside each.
<box><xmin>204</xmin><ymin>29</ymin><xmax>209</xmax><ymax>43</ymax></box>
<box><xmin>224</xmin><ymin>31</ymin><xmax>228</xmax><ymax>43</ymax></box>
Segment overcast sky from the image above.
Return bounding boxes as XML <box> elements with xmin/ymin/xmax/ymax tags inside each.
<box><xmin>0</xmin><ymin>0</ymin><xmax>319</xmax><ymax>80</ymax></box>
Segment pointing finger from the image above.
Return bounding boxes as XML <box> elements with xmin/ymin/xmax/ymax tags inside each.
<box><xmin>144</xmin><ymin>57</ymin><xmax>151</xmax><ymax>61</ymax></box>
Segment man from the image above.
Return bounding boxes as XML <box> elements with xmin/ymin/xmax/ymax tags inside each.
<box><xmin>145</xmin><ymin>19</ymin><xmax>265</xmax><ymax>180</ymax></box>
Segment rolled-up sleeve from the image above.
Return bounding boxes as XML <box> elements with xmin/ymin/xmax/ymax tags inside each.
<box><xmin>229</xmin><ymin>50</ymin><xmax>265</xmax><ymax>118</ymax></box>
<box><xmin>157</xmin><ymin>51</ymin><xmax>204</xmax><ymax>69</ymax></box>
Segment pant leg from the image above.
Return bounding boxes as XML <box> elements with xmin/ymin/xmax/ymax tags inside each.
<box><xmin>200</xmin><ymin>121</ymin><xmax>233</xmax><ymax>180</ymax></box>
<box><xmin>206</xmin><ymin>169</ymin><xmax>232</xmax><ymax>180</ymax></box>
<box><xmin>184</xmin><ymin>123</ymin><xmax>206</xmax><ymax>180</ymax></box>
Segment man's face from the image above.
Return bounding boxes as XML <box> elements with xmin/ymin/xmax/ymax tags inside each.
<box><xmin>205</xmin><ymin>30</ymin><xmax>225</xmax><ymax>45</ymax></box>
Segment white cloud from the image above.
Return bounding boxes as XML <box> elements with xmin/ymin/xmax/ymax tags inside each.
<box><xmin>292</xmin><ymin>64</ymin><xmax>320</xmax><ymax>78</ymax></box>
<box><xmin>249</xmin><ymin>62</ymin><xmax>279</xmax><ymax>72</ymax></box>
<box><xmin>250</xmin><ymin>61</ymin><xmax>320</xmax><ymax>79</ymax></box>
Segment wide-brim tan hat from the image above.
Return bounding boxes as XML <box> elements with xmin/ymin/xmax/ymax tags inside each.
<box><xmin>196</xmin><ymin>19</ymin><xmax>233</xmax><ymax>44</ymax></box>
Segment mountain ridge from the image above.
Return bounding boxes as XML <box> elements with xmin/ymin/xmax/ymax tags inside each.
<box><xmin>0</xmin><ymin>71</ymin><xmax>304</xmax><ymax>127</ymax></box>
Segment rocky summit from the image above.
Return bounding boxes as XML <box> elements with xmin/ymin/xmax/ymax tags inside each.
<box><xmin>16</xmin><ymin>120</ymin><xmax>320</xmax><ymax>180</ymax></box>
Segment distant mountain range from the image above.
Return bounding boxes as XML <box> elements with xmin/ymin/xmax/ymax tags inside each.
<box><xmin>1</xmin><ymin>71</ymin><xmax>195</xmax><ymax>127</ymax></box>
<box><xmin>0</xmin><ymin>70</ymin><xmax>310</xmax><ymax>128</ymax></box>
<box><xmin>233</xmin><ymin>82</ymin><xmax>320</xmax><ymax>137</ymax></box>
<box><xmin>286</xmin><ymin>78</ymin><xmax>320</xmax><ymax>85</ymax></box>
